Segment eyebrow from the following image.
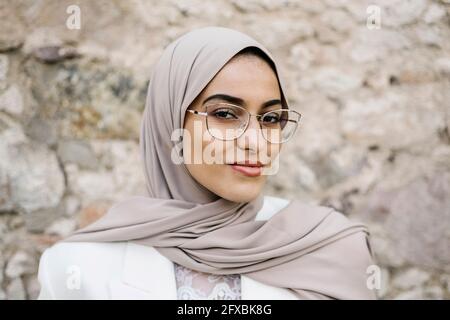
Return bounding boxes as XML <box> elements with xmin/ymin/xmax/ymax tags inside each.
<box><xmin>202</xmin><ymin>94</ymin><xmax>282</xmax><ymax>109</ymax></box>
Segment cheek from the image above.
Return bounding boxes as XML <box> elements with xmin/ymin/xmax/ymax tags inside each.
<box><xmin>183</xmin><ymin>118</ymin><xmax>281</xmax><ymax>167</ymax></box>
<box><xmin>267</xmin><ymin>143</ymin><xmax>281</xmax><ymax>160</ymax></box>
<box><xmin>182</xmin><ymin>118</ymin><xmax>208</xmax><ymax>163</ymax></box>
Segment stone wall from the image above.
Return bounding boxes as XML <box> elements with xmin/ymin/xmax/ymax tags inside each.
<box><xmin>0</xmin><ymin>0</ymin><xmax>449</xmax><ymax>299</ymax></box>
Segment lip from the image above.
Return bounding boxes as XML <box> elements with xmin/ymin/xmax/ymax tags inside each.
<box><xmin>231</xmin><ymin>160</ymin><xmax>264</xmax><ymax>167</ymax></box>
<box><xmin>228</xmin><ymin>161</ymin><xmax>264</xmax><ymax>177</ymax></box>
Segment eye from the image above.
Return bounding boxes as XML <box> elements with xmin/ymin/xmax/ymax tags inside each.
<box><xmin>261</xmin><ymin>112</ymin><xmax>281</xmax><ymax>123</ymax></box>
<box><xmin>213</xmin><ymin>108</ymin><xmax>238</xmax><ymax>120</ymax></box>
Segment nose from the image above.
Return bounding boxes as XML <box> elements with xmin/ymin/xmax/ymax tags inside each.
<box><xmin>236</xmin><ymin>115</ymin><xmax>265</xmax><ymax>153</ymax></box>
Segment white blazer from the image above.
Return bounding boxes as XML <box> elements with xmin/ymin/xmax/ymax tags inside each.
<box><xmin>37</xmin><ymin>195</ymin><xmax>300</xmax><ymax>300</ymax></box>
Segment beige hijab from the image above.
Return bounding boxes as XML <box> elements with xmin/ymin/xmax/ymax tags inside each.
<box><xmin>61</xmin><ymin>26</ymin><xmax>376</xmax><ymax>300</ymax></box>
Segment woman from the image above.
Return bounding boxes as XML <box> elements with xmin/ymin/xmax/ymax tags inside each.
<box><xmin>37</xmin><ymin>26</ymin><xmax>376</xmax><ymax>300</ymax></box>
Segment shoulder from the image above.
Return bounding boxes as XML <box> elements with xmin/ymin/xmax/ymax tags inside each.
<box><xmin>256</xmin><ymin>195</ymin><xmax>291</xmax><ymax>221</ymax></box>
<box><xmin>40</xmin><ymin>241</ymin><xmax>127</xmax><ymax>268</ymax></box>
<box><xmin>37</xmin><ymin>241</ymin><xmax>127</xmax><ymax>299</ymax></box>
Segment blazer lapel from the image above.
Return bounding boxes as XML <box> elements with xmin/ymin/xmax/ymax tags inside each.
<box><xmin>108</xmin><ymin>242</ymin><xmax>178</xmax><ymax>299</ymax></box>
<box><xmin>108</xmin><ymin>241</ymin><xmax>299</xmax><ymax>300</ymax></box>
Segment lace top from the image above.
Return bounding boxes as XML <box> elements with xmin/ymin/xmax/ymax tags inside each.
<box><xmin>173</xmin><ymin>262</ymin><xmax>242</xmax><ymax>300</ymax></box>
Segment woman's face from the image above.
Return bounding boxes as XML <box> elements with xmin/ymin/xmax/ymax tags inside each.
<box><xmin>182</xmin><ymin>55</ymin><xmax>283</xmax><ymax>203</ymax></box>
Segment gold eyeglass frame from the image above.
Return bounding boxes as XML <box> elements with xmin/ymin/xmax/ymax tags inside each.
<box><xmin>186</xmin><ymin>102</ymin><xmax>301</xmax><ymax>144</ymax></box>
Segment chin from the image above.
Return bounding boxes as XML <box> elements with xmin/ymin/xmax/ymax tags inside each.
<box><xmin>188</xmin><ymin>164</ymin><xmax>266</xmax><ymax>203</ymax></box>
<box><xmin>219</xmin><ymin>183</ymin><xmax>264</xmax><ymax>203</ymax></box>
<box><xmin>216</xmin><ymin>169</ymin><xmax>265</xmax><ymax>202</ymax></box>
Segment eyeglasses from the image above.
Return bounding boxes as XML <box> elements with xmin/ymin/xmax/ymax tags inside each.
<box><xmin>186</xmin><ymin>103</ymin><xmax>301</xmax><ymax>144</ymax></box>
